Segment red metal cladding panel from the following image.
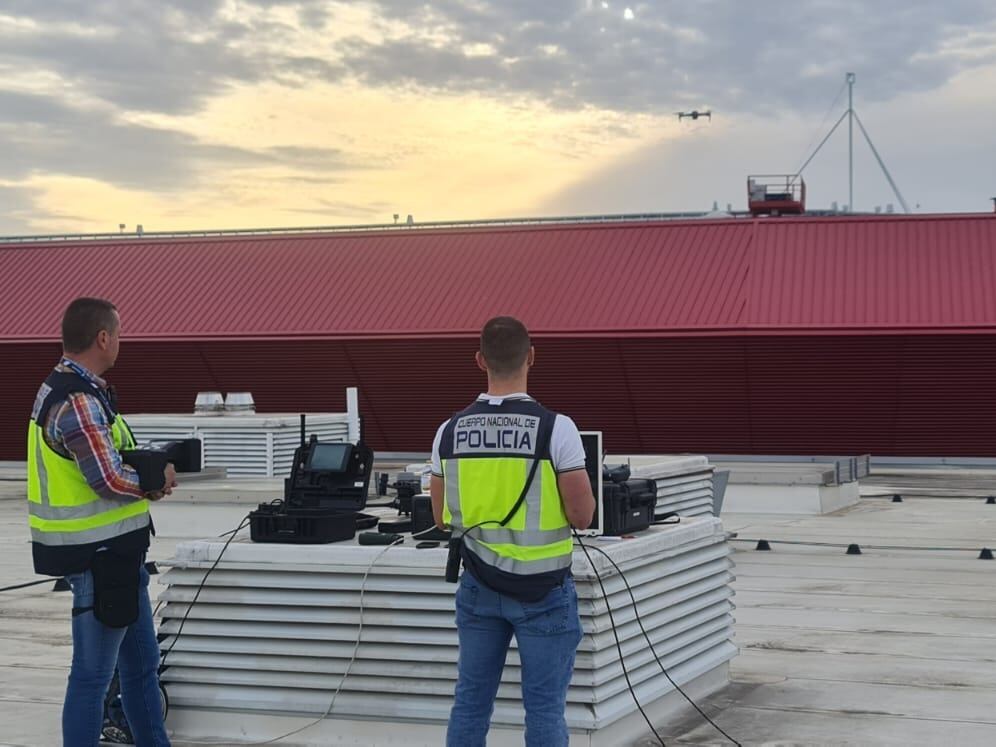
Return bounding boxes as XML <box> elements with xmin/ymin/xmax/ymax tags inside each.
<box><xmin>747</xmin><ymin>215</ymin><xmax>996</xmax><ymax>330</ymax></box>
<box><xmin>743</xmin><ymin>336</ymin><xmax>906</xmax><ymax>454</ymax></box>
<box><xmin>3</xmin><ymin>344</ymin><xmax>63</xmax><ymax>460</ymax></box>
<box><xmin>890</xmin><ymin>336</ymin><xmax>996</xmax><ymax>455</ymax></box>
<box><xmin>6</xmin><ymin>335</ymin><xmax>996</xmax><ymax>460</ymax></box>
<box><xmin>0</xmin><ymin>220</ymin><xmax>752</xmax><ymax>342</ymax></box>
<box><xmin>531</xmin><ymin>338</ymin><xmax>753</xmax><ymax>454</ymax></box>
<box><xmin>4</xmin><ymin>214</ymin><xmax>996</xmax><ymax>345</ymax></box>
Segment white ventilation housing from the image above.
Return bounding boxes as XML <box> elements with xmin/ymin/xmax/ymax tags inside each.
<box><xmin>621</xmin><ymin>455</ymin><xmax>717</xmax><ymax>517</ymax></box>
<box><xmin>158</xmin><ymin>517</ymin><xmax>735</xmax><ymax>742</ymax></box>
<box><xmin>125</xmin><ymin>412</ymin><xmax>351</xmax><ymax>477</ymax></box>
<box><xmin>194</xmin><ymin>392</ymin><xmax>225</xmax><ymax>414</ymax></box>
<box><xmin>224</xmin><ymin>392</ymin><xmax>256</xmax><ymax>414</ymax></box>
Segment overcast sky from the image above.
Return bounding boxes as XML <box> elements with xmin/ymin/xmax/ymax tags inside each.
<box><xmin>1</xmin><ymin>0</ymin><xmax>994</xmax><ymax>235</ymax></box>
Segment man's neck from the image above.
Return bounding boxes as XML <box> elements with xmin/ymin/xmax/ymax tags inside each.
<box><xmin>62</xmin><ymin>353</ymin><xmax>106</xmax><ymax>380</ymax></box>
<box><xmin>486</xmin><ymin>377</ymin><xmax>528</xmax><ymax>397</ymax></box>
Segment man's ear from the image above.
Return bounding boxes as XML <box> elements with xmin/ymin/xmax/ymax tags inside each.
<box><xmin>96</xmin><ymin>329</ymin><xmax>110</xmax><ymax>350</ymax></box>
<box><xmin>527</xmin><ymin>346</ymin><xmax>535</xmax><ymax>368</ymax></box>
<box><xmin>475</xmin><ymin>351</ymin><xmax>488</xmax><ymax>373</ymax></box>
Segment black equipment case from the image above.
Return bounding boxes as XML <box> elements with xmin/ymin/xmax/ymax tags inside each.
<box><xmin>282</xmin><ymin>438</ymin><xmax>373</xmax><ymax>511</ymax></box>
<box><xmin>589</xmin><ymin>464</ymin><xmax>658</xmax><ymax>536</ymax></box>
<box><xmin>121</xmin><ymin>438</ymin><xmax>202</xmax><ymax>492</ymax></box>
<box><xmin>249</xmin><ymin>503</ymin><xmax>357</xmax><ymax>544</ymax></box>
<box><xmin>600</xmin><ymin>478</ymin><xmax>657</xmax><ymax>536</ymax></box>
<box><xmin>250</xmin><ymin>436</ymin><xmax>374</xmax><ymax>544</ymax></box>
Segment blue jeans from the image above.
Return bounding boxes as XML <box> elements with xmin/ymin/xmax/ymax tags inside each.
<box><xmin>64</xmin><ymin>562</ymin><xmax>170</xmax><ymax>747</ymax></box>
<box><xmin>447</xmin><ymin>572</ymin><xmax>583</xmax><ymax>747</ymax></box>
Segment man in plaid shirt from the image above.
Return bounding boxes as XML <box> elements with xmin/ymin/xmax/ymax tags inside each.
<box><xmin>27</xmin><ymin>297</ymin><xmax>174</xmax><ymax>746</ymax></box>
<box><xmin>37</xmin><ymin>359</ymin><xmax>147</xmax><ymax>502</ymax></box>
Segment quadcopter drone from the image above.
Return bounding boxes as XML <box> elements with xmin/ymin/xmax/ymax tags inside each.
<box><xmin>676</xmin><ymin>110</ymin><xmax>712</xmax><ymax>121</ymax></box>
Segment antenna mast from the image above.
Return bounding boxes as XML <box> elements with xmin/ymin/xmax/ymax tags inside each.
<box><xmin>847</xmin><ymin>72</ymin><xmax>855</xmax><ymax>211</ymax></box>
<box><xmin>796</xmin><ymin>73</ymin><xmax>910</xmax><ymax>213</ymax></box>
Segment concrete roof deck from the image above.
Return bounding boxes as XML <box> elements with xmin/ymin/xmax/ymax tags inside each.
<box><xmin>0</xmin><ymin>471</ymin><xmax>994</xmax><ymax>746</ymax></box>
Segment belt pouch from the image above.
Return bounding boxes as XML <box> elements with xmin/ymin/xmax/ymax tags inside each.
<box><xmin>90</xmin><ymin>551</ymin><xmax>140</xmax><ymax>628</ymax></box>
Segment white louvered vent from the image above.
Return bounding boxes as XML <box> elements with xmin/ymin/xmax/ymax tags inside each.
<box><xmin>628</xmin><ymin>455</ymin><xmax>716</xmax><ymax>517</ymax></box>
<box><xmin>158</xmin><ymin>517</ymin><xmax>735</xmax><ymax>735</ymax></box>
<box><xmin>126</xmin><ymin>414</ymin><xmax>350</xmax><ymax>477</ymax></box>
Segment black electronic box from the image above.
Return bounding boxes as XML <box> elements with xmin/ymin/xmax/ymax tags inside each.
<box><xmin>283</xmin><ymin>439</ymin><xmax>373</xmax><ymax>512</ymax></box>
<box><xmin>391</xmin><ymin>474</ymin><xmax>421</xmax><ymax>516</ymax></box>
<box><xmin>250</xmin><ymin>435</ymin><xmax>374</xmax><ymax>544</ymax></box>
<box><xmin>121</xmin><ymin>438</ymin><xmax>202</xmax><ymax>492</ymax></box>
<box><xmin>590</xmin><ymin>463</ymin><xmax>658</xmax><ymax>536</ymax></box>
<box><xmin>599</xmin><ymin>477</ymin><xmax>657</xmax><ymax>535</ymax></box>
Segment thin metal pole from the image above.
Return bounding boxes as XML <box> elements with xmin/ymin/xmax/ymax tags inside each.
<box><xmin>847</xmin><ymin>72</ymin><xmax>855</xmax><ymax>212</ymax></box>
<box><xmin>853</xmin><ymin>111</ymin><xmax>911</xmax><ymax>214</ymax></box>
<box><xmin>793</xmin><ymin>110</ymin><xmax>849</xmax><ymax>181</ymax></box>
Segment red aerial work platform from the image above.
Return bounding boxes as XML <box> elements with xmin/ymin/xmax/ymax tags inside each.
<box><xmin>748</xmin><ymin>175</ymin><xmax>806</xmax><ymax>216</ymax></box>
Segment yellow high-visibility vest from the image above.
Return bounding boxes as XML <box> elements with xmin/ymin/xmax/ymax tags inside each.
<box><xmin>27</xmin><ymin>384</ymin><xmax>149</xmax><ymax>551</ymax></box>
<box><xmin>440</xmin><ymin>398</ymin><xmax>571</xmax><ymax>575</ymax></box>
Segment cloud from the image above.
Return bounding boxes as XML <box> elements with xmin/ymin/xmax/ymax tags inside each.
<box><xmin>0</xmin><ymin>1</ymin><xmax>343</xmax><ymax>115</ymax></box>
<box><xmin>265</xmin><ymin>145</ymin><xmax>353</xmax><ymax>169</ymax></box>
<box><xmin>0</xmin><ymin>90</ymin><xmax>264</xmax><ymax>190</ymax></box>
<box><xmin>5</xmin><ymin>1</ymin><xmax>993</xmax><ymax>120</ymax></box>
<box><xmin>0</xmin><ymin>180</ymin><xmax>99</xmax><ymax>235</ymax></box>
<box><xmin>0</xmin><ymin>184</ymin><xmax>46</xmax><ymax>235</ymax></box>
<box><xmin>0</xmin><ymin>90</ymin><xmax>360</xmax><ymax>194</ymax></box>
<box><xmin>0</xmin><ymin>0</ymin><xmax>361</xmax><ymax>235</ymax></box>
<box><xmin>0</xmin><ymin>86</ymin><xmax>364</xmax><ymax>234</ymax></box>
<box><xmin>539</xmin><ymin>63</ymin><xmax>996</xmax><ymax>215</ymax></box>
<box><xmin>1</xmin><ymin>1</ymin><xmax>993</xmax><ymax>234</ymax></box>
<box><xmin>339</xmin><ymin>0</ymin><xmax>996</xmax><ymax>114</ymax></box>
<box><xmin>281</xmin><ymin>197</ymin><xmax>392</xmax><ymax>218</ymax></box>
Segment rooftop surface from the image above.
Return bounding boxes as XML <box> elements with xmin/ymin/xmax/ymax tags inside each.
<box><xmin>0</xmin><ymin>469</ymin><xmax>994</xmax><ymax>746</ymax></box>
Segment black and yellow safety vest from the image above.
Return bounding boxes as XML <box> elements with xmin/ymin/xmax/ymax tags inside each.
<box><xmin>26</xmin><ymin>370</ymin><xmax>151</xmax><ymax>576</ymax></box>
<box><xmin>439</xmin><ymin>396</ymin><xmax>572</xmax><ymax>597</ymax></box>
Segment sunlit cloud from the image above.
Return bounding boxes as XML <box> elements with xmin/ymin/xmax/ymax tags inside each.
<box><xmin>0</xmin><ymin>0</ymin><xmax>994</xmax><ymax>235</ymax></box>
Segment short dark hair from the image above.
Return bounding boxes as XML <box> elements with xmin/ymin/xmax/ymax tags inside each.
<box><xmin>61</xmin><ymin>297</ymin><xmax>118</xmax><ymax>354</ymax></box>
<box><xmin>480</xmin><ymin>316</ymin><xmax>530</xmax><ymax>376</ymax></box>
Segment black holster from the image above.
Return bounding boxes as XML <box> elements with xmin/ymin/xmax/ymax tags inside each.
<box><xmin>445</xmin><ymin>538</ymin><xmax>462</xmax><ymax>583</ymax></box>
<box><xmin>90</xmin><ymin>551</ymin><xmax>141</xmax><ymax>628</ymax></box>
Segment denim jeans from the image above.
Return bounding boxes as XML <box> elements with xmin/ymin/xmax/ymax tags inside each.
<box><xmin>447</xmin><ymin>572</ymin><xmax>583</xmax><ymax>747</ymax></box>
<box><xmin>63</xmin><ymin>562</ymin><xmax>170</xmax><ymax>747</ymax></box>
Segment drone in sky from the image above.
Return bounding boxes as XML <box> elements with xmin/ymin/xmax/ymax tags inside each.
<box><xmin>676</xmin><ymin>110</ymin><xmax>712</xmax><ymax>121</ymax></box>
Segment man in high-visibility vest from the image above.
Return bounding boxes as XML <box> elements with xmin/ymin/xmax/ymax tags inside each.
<box><xmin>431</xmin><ymin>316</ymin><xmax>595</xmax><ymax>747</ymax></box>
<box><xmin>27</xmin><ymin>297</ymin><xmax>175</xmax><ymax>746</ymax></box>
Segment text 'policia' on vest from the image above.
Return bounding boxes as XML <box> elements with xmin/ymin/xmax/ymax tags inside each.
<box><xmin>439</xmin><ymin>396</ymin><xmax>573</xmax><ymax>599</ymax></box>
<box><xmin>26</xmin><ymin>368</ymin><xmax>151</xmax><ymax>577</ymax></box>
<box><xmin>453</xmin><ymin>413</ymin><xmax>539</xmax><ymax>452</ymax></box>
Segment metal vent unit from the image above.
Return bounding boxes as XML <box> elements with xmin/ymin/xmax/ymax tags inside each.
<box><xmin>126</xmin><ymin>388</ymin><xmax>360</xmax><ymax>477</ymax></box>
<box><xmin>194</xmin><ymin>392</ymin><xmax>225</xmax><ymax>415</ymax></box>
<box><xmin>628</xmin><ymin>455</ymin><xmax>717</xmax><ymax>517</ymax></box>
<box><xmin>157</xmin><ymin>517</ymin><xmax>736</xmax><ymax>742</ymax></box>
<box><xmin>224</xmin><ymin>392</ymin><xmax>256</xmax><ymax>415</ymax></box>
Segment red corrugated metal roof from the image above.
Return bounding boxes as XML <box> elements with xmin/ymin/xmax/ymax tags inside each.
<box><xmin>1</xmin><ymin>213</ymin><xmax>994</xmax><ymax>342</ymax></box>
<box><xmin>746</xmin><ymin>216</ymin><xmax>996</xmax><ymax>330</ymax></box>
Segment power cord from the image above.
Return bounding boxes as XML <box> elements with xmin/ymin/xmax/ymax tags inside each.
<box><xmin>577</xmin><ymin>537</ymin><xmax>741</xmax><ymax>746</ymax></box>
<box><xmin>233</xmin><ymin>535</ymin><xmax>406</xmax><ymax>746</ymax></box>
<box><xmin>0</xmin><ymin>578</ymin><xmax>53</xmax><ymax>593</ymax></box>
<box><xmin>164</xmin><ymin>523</ymin><xmax>440</xmax><ymax>745</ymax></box>
<box><xmin>732</xmin><ymin>537</ymin><xmax>984</xmax><ymax>552</ymax></box>
<box><xmin>152</xmin><ymin>521</ymin><xmax>256</xmax><ymax>618</ymax></box>
<box><xmin>572</xmin><ymin>529</ymin><xmax>669</xmax><ymax>746</ymax></box>
<box><xmin>159</xmin><ymin>513</ymin><xmax>251</xmax><ymax>669</ymax></box>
